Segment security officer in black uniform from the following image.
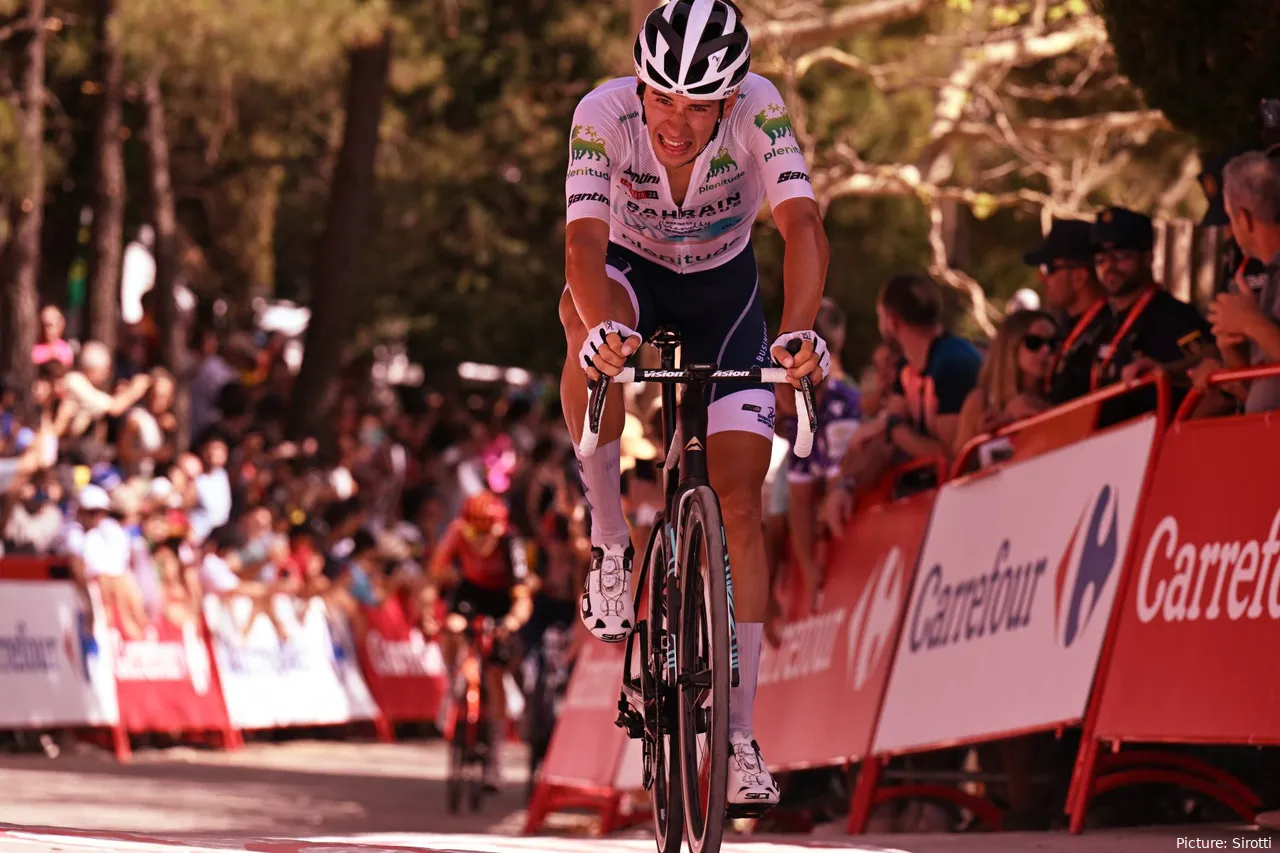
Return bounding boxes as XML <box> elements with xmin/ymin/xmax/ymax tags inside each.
<box><xmin>1023</xmin><ymin>218</ymin><xmax>1108</xmax><ymax>405</ymax></box>
<box><xmin>1089</xmin><ymin>207</ymin><xmax>1214</xmax><ymax>418</ymax></box>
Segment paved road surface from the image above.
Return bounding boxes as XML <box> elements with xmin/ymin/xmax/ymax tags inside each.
<box><xmin>0</xmin><ymin>739</ymin><xmax>1272</xmax><ymax>853</ymax></box>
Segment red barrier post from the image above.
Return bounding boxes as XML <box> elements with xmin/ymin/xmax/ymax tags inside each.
<box><xmin>1066</xmin><ymin>365</ymin><xmax>1280</xmax><ymax>832</ymax></box>
<box><xmin>953</xmin><ymin>372</ymin><xmax>1170</xmax><ymax>478</ymax></box>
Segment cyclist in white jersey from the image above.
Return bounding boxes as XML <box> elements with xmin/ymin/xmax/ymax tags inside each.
<box><xmin>559</xmin><ymin>0</ymin><xmax>831</xmax><ymax>808</ymax></box>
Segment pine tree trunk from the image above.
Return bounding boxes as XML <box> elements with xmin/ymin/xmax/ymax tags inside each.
<box><xmin>289</xmin><ymin>29</ymin><xmax>392</xmax><ymax>437</ymax></box>
<box><xmin>142</xmin><ymin>69</ymin><xmax>190</xmax><ymax>450</ymax></box>
<box><xmin>2</xmin><ymin>0</ymin><xmax>48</xmax><ymax>401</ymax></box>
<box><xmin>87</xmin><ymin>0</ymin><xmax>125</xmax><ymax>350</ymax></box>
<box><xmin>143</xmin><ymin>71</ymin><xmax>182</xmax><ymax>375</ymax></box>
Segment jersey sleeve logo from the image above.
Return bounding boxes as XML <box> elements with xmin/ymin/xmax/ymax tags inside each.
<box><xmin>571</xmin><ymin>125</ymin><xmax>609</xmax><ymax>164</ymax></box>
<box><xmin>706</xmin><ymin>148</ymin><xmax>738</xmax><ymax>179</ymax></box>
<box><xmin>753</xmin><ymin>104</ymin><xmax>794</xmax><ymax>145</ymax></box>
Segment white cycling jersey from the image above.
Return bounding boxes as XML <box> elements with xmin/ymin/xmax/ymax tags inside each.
<box><xmin>564</xmin><ymin>73</ymin><xmax>816</xmax><ymax>274</ymax></box>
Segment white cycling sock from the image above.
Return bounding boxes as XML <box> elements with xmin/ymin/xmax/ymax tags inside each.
<box><xmin>576</xmin><ymin>439</ymin><xmax>631</xmax><ymax>548</ymax></box>
<box><xmin>729</xmin><ymin>622</ymin><xmax>763</xmax><ymax>738</ymax></box>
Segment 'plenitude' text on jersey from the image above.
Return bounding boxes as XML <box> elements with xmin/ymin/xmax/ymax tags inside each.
<box><xmin>565</xmin><ymin>74</ymin><xmax>816</xmax><ymax>274</ymax></box>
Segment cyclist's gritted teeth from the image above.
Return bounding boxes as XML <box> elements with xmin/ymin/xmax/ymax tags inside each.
<box><xmin>656</xmin><ymin>131</ymin><xmax>693</xmax><ymax>158</ymax></box>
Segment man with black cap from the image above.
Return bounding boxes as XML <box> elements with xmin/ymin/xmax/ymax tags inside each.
<box><xmin>1198</xmin><ymin>146</ymin><xmax>1271</xmax><ymax>297</ymax></box>
<box><xmin>1088</xmin><ymin>206</ymin><xmax>1213</xmax><ymax>396</ymax></box>
<box><xmin>1023</xmin><ymin>217</ymin><xmax>1107</xmax><ymax>404</ymax></box>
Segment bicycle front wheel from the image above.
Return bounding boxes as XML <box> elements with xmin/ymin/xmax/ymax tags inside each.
<box><xmin>676</xmin><ymin>486</ymin><xmax>731</xmax><ymax>853</ymax></box>
<box><xmin>644</xmin><ymin>521</ymin><xmax>683</xmax><ymax>853</ymax></box>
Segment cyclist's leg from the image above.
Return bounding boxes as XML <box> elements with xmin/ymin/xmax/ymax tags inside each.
<box><xmin>559</xmin><ymin>244</ymin><xmax>656</xmax><ymax>643</ymax></box>
<box><xmin>467</xmin><ymin>586</ymin><xmax>514</xmax><ymax>788</ymax></box>
<box><xmin>659</xmin><ymin>242</ymin><xmax>779</xmax><ymax>805</ymax></box>
<box><xmin>762</xmin><ymin>436</ymin><xmax>791</xmax><ymax>646</ymax></box>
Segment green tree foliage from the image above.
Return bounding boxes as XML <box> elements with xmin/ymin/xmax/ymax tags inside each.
<box><xmin>346</xmin><ymin>0</ymin><xmax>628</xmax><ymax>377</ymax></box>
<box><xmin>1096</xmin><ymin>0</ymin><xmax>1280</xmax><ymax>149</ymax></box>
<box><xmin>1</xmin><ymin>0</ymin><xmax>1215</xmax><ymax>389</ymax></box>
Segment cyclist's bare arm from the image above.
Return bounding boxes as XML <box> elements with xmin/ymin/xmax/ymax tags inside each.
<box><xmin>566</xmin><ymin>219</ymin><xmax>638</xmax><ymax>379</ymax></box>
<box><xmin>772</xmin><ymin>196</ymin><xmax>830</xmax><ymax>383</ymax></box>
<box><xmin>506</xmin><ymin>583</ymin><xmax>534</xmax><ymax>630</ymax></box>
<box><xmin>565</xmin><ymin>219</ymin><xmax>614</xmax><ymax>330</ymax></box>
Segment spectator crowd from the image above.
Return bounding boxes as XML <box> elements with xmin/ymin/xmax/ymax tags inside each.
<box><xmin>5</xmin><ymin>149</ymin><xmax>1280</xmax><ymax>666</ymax></box>
<box><xmin>0</xmin><ymin>297</ymin><xmax>602</xmax><ymax>685</ymax></box>
<box><xmin>1</xmin><ymin>143</ymin><xmax>1278</xmax><ymax>831</ymax></box>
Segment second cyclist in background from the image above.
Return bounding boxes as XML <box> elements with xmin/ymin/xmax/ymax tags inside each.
<box><xmin>430</xmin><ymin>490</ymin><xmax>533</xmax><ymax>792</ymax></box>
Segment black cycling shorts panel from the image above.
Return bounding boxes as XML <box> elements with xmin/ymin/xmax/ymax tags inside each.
<box><xmin>605</xmin><ymin>240</ymin><xmax>771</xmax><ymax>407</ymax></box>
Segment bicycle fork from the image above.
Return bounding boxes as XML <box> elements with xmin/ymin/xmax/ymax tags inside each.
<box><xmin>669</xmin><ymin>512</ymin><xmax>740</xmax><ymax>689</ymax></box>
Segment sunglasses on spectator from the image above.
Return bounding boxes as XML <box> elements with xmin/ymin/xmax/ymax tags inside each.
<box><xmin>1094</xmin><ymin>248</ymin><xmax>1143</xmax><ymax>265</ymax></box>
<box><xmin>1038</xmin><ymin>261</ymin><xmax>1087</xmax><ymax>276</ymax></box>
<box><xmin>1022</xmin><ymin>334</ymin><xmax>1054</xmax><ymax>352</ymax></box>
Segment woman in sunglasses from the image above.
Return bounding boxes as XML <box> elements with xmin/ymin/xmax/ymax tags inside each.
<box><xmin>954</xmin><ymin>310</ymin><xmax>1058</xmax><ymax>455</ymax></box>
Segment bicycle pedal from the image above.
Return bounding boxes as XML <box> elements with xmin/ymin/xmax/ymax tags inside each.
<box><xmin>614</xmin><ymin>697</ymin><xmax>645</xmax><ymax>739</ymax></box>
<box><xmin>726</xmin><ymin>802</ymin><xmax>776</xmax><ymax>821</ymax></box>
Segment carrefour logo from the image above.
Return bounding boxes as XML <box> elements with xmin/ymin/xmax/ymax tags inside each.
<box><xmin>1135</xmin><ymin>508</ymin><xmax>1280</xmax><ymax>624</ymax></box>
<box><xmin>907</xmin><ymin>485</ymin><xmax>1119</xmax><ymax>652</ymax></box>
<box><xmin>846</xmin><ymin>546</ymin><xmax>904</xmax><ymax>690</ymax></box>
<box><xmin>1054</xmin><ymin>484</ymin><xmax>1120</xmax><ymax>647</ymax></box>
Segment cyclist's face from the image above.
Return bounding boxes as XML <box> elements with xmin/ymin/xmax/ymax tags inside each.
<box><xmin>643</xmin><ymin>89</ymin><xmax>735</xmax><ymax>168</ymax></box>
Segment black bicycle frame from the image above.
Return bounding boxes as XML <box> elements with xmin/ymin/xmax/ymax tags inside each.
<box><xmin>645</xmin><ymin>326</ymin><xmax>739</xmax><ymax>689</ymax></box>
<box><xmin>608</xmin><ymin>327</ymin><xmax>814</xmax><ymax>744</ymax></box>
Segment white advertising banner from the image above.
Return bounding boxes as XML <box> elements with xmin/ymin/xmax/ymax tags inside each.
<box><xmin>873</xmin><ymin>416</ymin><xmax>1158</xmax><ymax>754</ymax></box>
<box><xmin>203</xmin><ymin>594</ymin><xmax>378</xmax><ymax>729</ymax></box>
<box><xmin>0</xmin><ymin>581</ymin><xmax>118</xmax><ymax>727</ymax></box>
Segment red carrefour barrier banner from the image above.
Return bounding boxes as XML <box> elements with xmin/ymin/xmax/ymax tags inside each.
<box><xmin>356</xmin><ymin>597</ymin><xmax>447</xmax><ymax>724</ymax></box>
<box><xmin>754</xmin><ymin>489</ymin><xmax>935</xmax><ymax>770</ymax></box>
<box><xmin>111</xmin><ymin>610</ymin><xmax>232</xmax><ymax>735</ymax></box>
<box><xmin>1094</xmin><ymin>412</ymin><xmax>1280</xmax><ymax>744</ymax></box>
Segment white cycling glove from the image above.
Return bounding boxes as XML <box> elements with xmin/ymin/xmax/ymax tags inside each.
<box><xmin>579</xmin><ymin>319</ymin><xmax>642</xmax><ymax>373</ymax></box>
<box><xmin>770</xmin><ymin>330</ymin><xmax>831</xmax><ymax>381</ymax></box>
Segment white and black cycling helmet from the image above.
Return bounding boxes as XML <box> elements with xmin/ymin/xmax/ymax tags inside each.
<box><xmin>634</xmin><ymin>0</ymin><xmax>751</xmax><ymax>101</ymax></box>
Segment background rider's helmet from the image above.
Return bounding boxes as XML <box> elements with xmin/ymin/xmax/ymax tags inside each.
<box><xmin>462</xmin><ymin>490</ymin><xmax>508</xmax><ymax>533</ymax></box>
<box><xmin>633</xmin><ymin>0</ymin><xmax>751</xmax><ymax>101</ymax></box>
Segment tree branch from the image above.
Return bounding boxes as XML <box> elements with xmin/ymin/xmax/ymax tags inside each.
<box><xmin>929</xmin><ymin>15</ymin><xmax>1108</xmax><ymax>140</ymax></box>
<box><xmin>954</xmin><ymin>109</ymin><xmax>1166</xmax><ymax>138</ymax></box>
<box><xmin>792</xmin><ymin>46</ymin><xmax>901</xmax><ymax>86</ymax></box>
<box><xmin>1155</xmin><ymin>151</ymin><xmax>1203</xmax><ymax>220</ymax></box>
<box><xmin>753</xmin><ymin>0</ymin><xmax>940</xmax><ymax>51</ymax></box>
<box><xmin>927</xmin><ymin>201</ymin><xmax>998</xmax><ymax>336</ymax></box>
<box><xmin>1002</xmin><ymin>42</ymin><xmax>1110</xmax><ymax>101</ymax></box>
<box><xmin>815</xmin><ymin>161</ymin><xmax>1053</xmax><ymax>213</ymax></box>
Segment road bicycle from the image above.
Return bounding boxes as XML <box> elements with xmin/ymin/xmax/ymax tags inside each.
<box><xmin>579</xmin><ymin>329</ymin><xmax>817</xmax><ymax>853</ymax></box>
<box><xmin>444</xmin><ymin>612</ymin><xmax>499</xmax><ymax>814</ymax></box>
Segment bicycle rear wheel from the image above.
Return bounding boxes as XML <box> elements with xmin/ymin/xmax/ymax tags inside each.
<box><xmin>643</xmin><ymin>521</ymin><xmax>683</xmax><ymax>853</ymax></box>
<box><xmin>676</xmin><ymin>486</ymin><xmax>731</xmax><ymax>853</ymax></box>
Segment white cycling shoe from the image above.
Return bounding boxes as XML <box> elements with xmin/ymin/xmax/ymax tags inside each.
<box><xmin>580</xmin><ymin>544</ymin><xmax>635</xmax><ymax>643</ymax></box>
<box><xmin>728</xmin><ymin>732</ymin><xmax>780</xmax><ymax>809</ymax></box>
